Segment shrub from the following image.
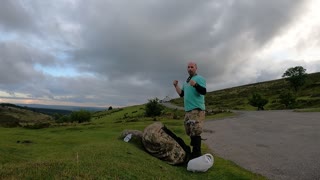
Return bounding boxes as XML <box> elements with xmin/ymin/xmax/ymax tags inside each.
<box><xmin>248</xmin><ymin>92</ymin><xmax>268</xmax><ymax>110</ymax></box>
<box><xmin>56</xmin><ymin>115</ymin><xmax>71</xmax><ymax>123</ymax></box>
<box><xmin>53</xmin><ymin>113</ymin><xmax>63</xmax><ymax>120</ymax></box>
<box><xmin>23</xmin><ymin>122</ymin><xmax>51</xmax><ymax>129</ymax></box>
<box><xmin>279</xmin><ymin>91</ymin><xmax>296</xmax><ymax>109</ymax></box>
<box><xmin>145</xmin><ymin>98</ymin><xmax>164</xmax><ymax>117</ymax></box>
<box><xmin>70</xmin><ymin>110</ymin><xmax>91</xmax><ymax>123</ymax></box>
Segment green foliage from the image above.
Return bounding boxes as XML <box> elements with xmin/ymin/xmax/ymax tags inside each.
<box><xmin>145</xmin><ymin>98</ymin><xmax>164</xmax><ymax>117</ymax></box>
<box><xmin>22</xmin><ymin>122</ymin><xmax>51</xmax><ymax>129</ymax></box>
<box><xmin>248</xmin><ymin>92</ymin><xmax>268</xmax><ymax>110</ymax></box>
<box><xmin>108</xmin><ymin>106</ymin><xmax>113</xmax><ymax>110</ymax></box>
<box><xmin>55</xmin><ymin>115</ymin><xmax>72</xmax><ymax>123</ymax></box>
<box><xmin>294</xmin><ymin>108</ymin><xmax>320</xmax><ymax>112</ymax></box>
<box><xmin>0</xmin><ymin>115</ymin><xmax>20</xmax><ymax>127</ymax></box>
<box><xmin>172</xmin><ymin>109</ymin><xmax>179</xmax><ymax>119</ymax></box>
<box><xmin>279</xmin><ymin>91</ymin><xmax>296</xmax><ymax>109</ymax></box>
<box><xmin>282</xmin><ymin>66</ymin><xmax>307</xmax><ymax>91</ymax></box>
<box><xmin>53</xmin><ymin>113</ymin><xmax>63</xmax><ymax>120</ymax></box>
<box><xmin>70</xmin><ymin>110</ymin><xmax>91</xmax><ymax>123</ymax></box>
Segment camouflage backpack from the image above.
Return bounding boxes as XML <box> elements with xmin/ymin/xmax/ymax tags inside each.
<box><xmin>142</xmin><ymin>122</ymin><xmax>191</xmax><ymax>165</ymax></box>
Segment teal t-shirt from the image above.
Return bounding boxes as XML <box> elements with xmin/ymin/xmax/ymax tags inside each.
<box><xmin>182</xmin><ymin>75</ymin><xmax>206</xmax><ymax>111</ymax></box>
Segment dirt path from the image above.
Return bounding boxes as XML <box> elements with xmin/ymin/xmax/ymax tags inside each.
<box><xmin>202</xmin><ymin>110</ymin><xmax>320</xmax><ymax>180</ymax></box>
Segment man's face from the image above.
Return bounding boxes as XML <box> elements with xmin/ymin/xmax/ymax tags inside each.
<box><xmin>187</xmin><ymin>63</ymin><xmax>197</xmax><ymax>76</ymax></box>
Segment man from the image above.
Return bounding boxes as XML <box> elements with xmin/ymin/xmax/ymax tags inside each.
<box><xmin>173</xmin><ymin>62</ymin><xmax>206</xmax><ymax>158</ymax></box>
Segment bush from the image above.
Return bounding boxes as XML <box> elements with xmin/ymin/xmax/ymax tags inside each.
<box><xmin>70</xmin><ymin>110</ymin><xmax>91</xmax><ymax>123</ymax></box>
<box><xmin>56</xmin><ymin>115</ymin><xmax>71</xmax><ymax>123</ymax></box>
<box><xmin>279</xmin><ymin>91</ymin><xmax>296</xmax><ymax>109</ymax></box>
<box><xmin>248</xmin><ymin>92</ymin><xmax>268</xmax><ymax>110</ymax></box>
<box><xmin>53</xmin><ymin>113</ymin><xmax>63</xmax><ymax>120</ymax></box>
<box><xmin>23</xmin><ymin>122</ymin><xmax>51</xmax><ymax>129</ymax></box>
<box><xmin>145</xmin><ymin>98</ymin><xmax>164</xmax><ymax>117</ymax></box>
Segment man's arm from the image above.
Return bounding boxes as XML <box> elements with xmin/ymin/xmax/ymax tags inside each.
<box><xmin>194</xmin><ymin>83</ymin><xmax>206</xmax><ymax>95</ymax></box>
<box><xmin>173</xmin><ymin>80</ymin><xmax>184</xmax><ymax>97</ymax></box>
<box><xmin>175</xmin><ymin>86</ymin><xmax>184</xmax><ymax>97</ymax></box>
<box><xmin>189</xmin><ymin>79</ymin><xmax>206</xmax><ymax>95</ymax></box>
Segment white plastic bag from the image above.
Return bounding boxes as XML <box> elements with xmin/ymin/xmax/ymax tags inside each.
<box><xmin>187</xmin><ymin>153</ymin><xmax>214</xmax><ymax>172</ymax></box>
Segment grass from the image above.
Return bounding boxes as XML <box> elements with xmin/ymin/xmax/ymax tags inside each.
<box><xmin>294</xmin><ymin>107</ymin><xmax>320</xmax><ymax>112</ymax></box>
<box><xmin>0</xmin><ymin>105</ymin><xmax>266</xmax><ymax>179</ymax></box>
<box><xmin>206</xmin><ymin>111</ymin><xmax>235</xmax><ymax>120</ymax></box>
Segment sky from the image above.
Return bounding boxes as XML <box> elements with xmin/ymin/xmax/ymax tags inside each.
<box><xmin>1</xmin><ymin>0</ymin><xmax>320</xmax><ymax>108</ymax></box>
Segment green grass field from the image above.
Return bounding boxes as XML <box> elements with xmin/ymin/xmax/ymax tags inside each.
<box><xmin>0</xmin><ymin>105</ymin><xmax>266</xmax><ymax>179</ymax></box>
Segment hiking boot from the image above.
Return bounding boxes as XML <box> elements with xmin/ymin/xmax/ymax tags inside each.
<box><xmin>190</xmin><ymin>136</ymin><xmax>201</xmax><ymax>159</ymax></box>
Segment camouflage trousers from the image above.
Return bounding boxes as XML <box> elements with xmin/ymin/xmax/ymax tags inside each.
<box><xmin>142</xmin><ymin>122</ymin><xmax>187</xmax><ymax>165</ymax></box>
<box><xmin>184</xmin><ymin>109</ymin><xmax>205</xmax><ymax>137</ymax></box>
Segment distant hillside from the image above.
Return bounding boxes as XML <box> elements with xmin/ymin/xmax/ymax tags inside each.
<box><xmin>0</xmin><ymin>103</ymin><xmax>54</xmax><ymax>127</ymax></box>
<box><xmin>26</xmin><ymin>107</ymin><xmax>72</xmax><ymax>116</ymax></box>
<box><xmin>17</xmin><ymin>103</ymin><xmax>106</xmax><ymax>112</ymax></box>
<box><xmin>170</xmin><ymin>72</ymin><xmax>320</xmax><ymax>110</ymax></box>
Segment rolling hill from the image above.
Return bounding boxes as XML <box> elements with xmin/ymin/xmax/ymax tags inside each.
<box><xmin>0</xmin><ymin>103</ymin><xmax>54</xmax><ymax>127</ymax></box>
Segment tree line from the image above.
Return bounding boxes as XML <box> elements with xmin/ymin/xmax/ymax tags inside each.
<box><xmin>54</xmin><ymin>110</ymin><xmax>92</xmax><ymax>123</ymax></box>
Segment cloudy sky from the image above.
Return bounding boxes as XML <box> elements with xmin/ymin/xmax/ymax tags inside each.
<box><xmin>1</xmin><ymin>0</ymin><xmax>320</xmax><ymax>108</ymax></box>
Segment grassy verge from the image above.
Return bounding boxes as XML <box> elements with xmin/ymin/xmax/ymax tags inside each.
<box><xmin>294</xmin><ymin>108</ymin><xmax>320</xmax><ymax>112</ymax></box>
<box><xmin>0</xmin><ymin>105</ymin><xmax>265</xmax><ymax>179</ymax></box>
<box><xmin>206</xmin><ymin>111</ymin><xmax>235</xmax><ymax>120</ymax></box>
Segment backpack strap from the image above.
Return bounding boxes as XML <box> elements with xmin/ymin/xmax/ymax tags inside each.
<box><xmin>162</xmin><ymin>125</ymin><xmax>191</xmax><ymax>163</ymax></box>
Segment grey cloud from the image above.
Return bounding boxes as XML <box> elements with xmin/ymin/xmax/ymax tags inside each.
<box><xmin>211</xmin><ymin>1</ymin><xmax>304</xmax><ymax>45</ymax></box>
<box><xmin>0</xmin><ymin>41</ymin><xmax>55</xmax><ymax>85</ymax></box>
<box><xmin>72</xmin><ymin>0</ymin><xmax>306</xmax><ymax>82</ymax></box>
<box><xmin>0</xmin><ymin>0</ymin><xmax>35</xmax><ymax>32</ymax></box>
<box><xmin>72</xmin><ymin>1</ymin><xmax>222</xmax><ymax>74</ymax></box>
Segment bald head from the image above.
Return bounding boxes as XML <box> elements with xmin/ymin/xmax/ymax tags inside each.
<box><xmin>188</xmin><ymin>62</ymin><xmax>197</xmax><ymax>68</ymax></box>
<box><xmin>187</xmin><ymin>61</ymin><xmax>197</xmax><ymax>76</ymax></box>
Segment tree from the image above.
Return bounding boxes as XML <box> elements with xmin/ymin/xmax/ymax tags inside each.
<box><xmin>53</xmin><ymin>113</ymin><xmax>63</xmax><ymax>120</ymax></box>
<box><xmin>108</xmin><ymin>106</ymin><xmax>113</xmax><ymax>110</ymax></box>
<box><xmin>145</xmin><ymin>98</ymin><xmax>164</xmax><ymax>117</ymax></box>
<box><xmin>248</xmin><ymin>92</ymin><xmax>268</xmax><ymax>110</ymax></box>
<box><xmin>56</xmin><ymin>115</ymin><xmax>71</xmax><ymax>123</ymax></box>
<box><xmin>279</xmin><ymin>91</ymin><xmax>296</xmax><ymax>109</ymax></box>
<box><xmin>282</xmin><ymin>66</ymin><xmax>307</xmax><ymax>91</ymax></box>
<box><xmin>71</xmin><ymin>110</ymin><xmax>91</xmax><ymax>123</ymax></box>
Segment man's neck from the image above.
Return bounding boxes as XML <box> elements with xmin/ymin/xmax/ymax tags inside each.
<box><xmin>186</xmin><ymin>73</ymin><xmax>197</xmax><ymax>82</ymax></box>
